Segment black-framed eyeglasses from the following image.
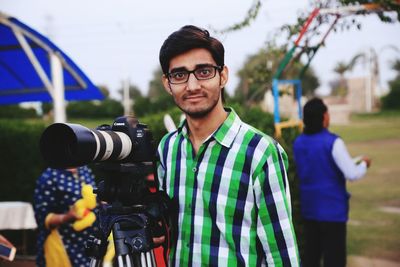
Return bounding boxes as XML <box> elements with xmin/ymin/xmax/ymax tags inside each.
<box><xmin>166</xmin><ymin>65</ymin><xmax>223</xmax><ymax>85</ymax></box>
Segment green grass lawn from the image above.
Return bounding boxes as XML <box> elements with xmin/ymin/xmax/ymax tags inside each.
<box><xmin>331</xmin><ymin>112</ymin><xmax>400</xmax><ymax>262</ymax></box>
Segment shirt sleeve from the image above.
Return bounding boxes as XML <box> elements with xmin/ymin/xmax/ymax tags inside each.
<box><xmin>332</xmin><ymin>138</ymin><xmax>367</xmax><ymax>181</ymax></box>
<box><xmin>254</xmin><ymin>142</ymin><xmax>300</xmax><ymax>266</ymax></box>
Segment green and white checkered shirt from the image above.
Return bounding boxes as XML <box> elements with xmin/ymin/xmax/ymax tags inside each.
<box><xmin>157</xmin><ymin>108</ymin><xmax>300</xmax><ymax>266</ymax></box>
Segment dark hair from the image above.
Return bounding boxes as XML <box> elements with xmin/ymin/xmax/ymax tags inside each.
<box><xmin>303</xmin><ymin>97</ymin><xmax>328</xmax><ymax>134</ymax></box>
<box><xmin>159</xmin><ymin>25</ymin><xmax>225</xmax><ymax>74</ymax></box>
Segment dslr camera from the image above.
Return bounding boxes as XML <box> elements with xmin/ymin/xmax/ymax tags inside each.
<box><xmin>40</xmin><ymin>116</ymin><xmax>170</xmax><ymax>264</ymax></box>
<box><xmin>40</xmin><ymin>116</ymin><xmax>155</xmax><ymax>169</ymax></box>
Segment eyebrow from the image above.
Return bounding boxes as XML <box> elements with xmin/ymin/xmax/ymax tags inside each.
<box><xmin>169</xmin><ymin>63</ymin><xmax>215</xmax><ymax>73</ymax></box>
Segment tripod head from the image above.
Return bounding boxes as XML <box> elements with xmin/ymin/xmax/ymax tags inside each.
<box><xmin>85</xmin><ymin>163</ymin><xmax>170</xmax><ymax>266</ymax></box>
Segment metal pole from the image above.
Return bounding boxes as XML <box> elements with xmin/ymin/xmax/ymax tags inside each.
<box><xmin>365</xmin><ymin>49</ymin><xmax>372</xmax><ymax>112</ymax></box>
<box><xmin>123</xmin><ymin>78</ymin><xmax>132</xmax><ymax>116</ymax></box>
<box><xmin>50</xmin><ymin>52</ymin><xmax>66</xmax><ymax>122</ymax></box>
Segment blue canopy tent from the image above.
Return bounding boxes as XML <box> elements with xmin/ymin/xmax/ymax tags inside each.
<box><xmin>0</xmin><ymin>12</ymin><xmax>104</xmax><ymax>122</ymax></box>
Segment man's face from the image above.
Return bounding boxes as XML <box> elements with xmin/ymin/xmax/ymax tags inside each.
<box><xmin>162</xmin><ymin>48</ymin><xmax>228</xmax><ymax>118</ymax></box>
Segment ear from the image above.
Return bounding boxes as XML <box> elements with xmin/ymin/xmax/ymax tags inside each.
<box><xmin>323</xmin><ymin>111</ymin><xmax>330</xmax><ymax>128</ymax></box>
<box><xmin>219</xmin><ymin>65</ymin><xmax>229</xmax><ymax>88</ymax></box>
<box><xmin>162</xmin><ymin>74</ymin><xmax>173</xmax><ymax>95</ymax></box>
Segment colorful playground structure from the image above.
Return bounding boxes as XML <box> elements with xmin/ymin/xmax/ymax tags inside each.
<box><xmin>272</xmin><ymin>3</ymin><xmax>395</xmax><ymax>137</ymax></box>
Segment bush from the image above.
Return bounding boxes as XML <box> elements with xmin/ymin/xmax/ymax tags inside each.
<box><xmin>67</xmin><ymin>99</ymin><xmax>123</xmax><ymax>118</ymax></box>
<box><xmin>0</xmin><ymin>105</ymin><xmax>38</xmax><ymax>119</ymax></box>
<box><xmin>0</xmin><ymin>119</ymin><xmax>47</xmax><ymax>202</ymax></box>
<box><xmin>381</xmin><ymin>79</ymin><xmax>400</xmax><ymax>110</ymax></box>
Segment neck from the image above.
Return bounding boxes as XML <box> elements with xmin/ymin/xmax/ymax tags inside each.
<box><xmin>186</xmin><ymin>104</ymin><xmax>227</xmax><ymax>151</ymax></box>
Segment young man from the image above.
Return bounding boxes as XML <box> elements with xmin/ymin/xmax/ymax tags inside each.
<box><xmin>293</xmin><ymin>98</ymin><xmax>371</xmax><ymax>267</ymax></box>
<box><xmin>157</xmin><ymin>25</ymin><xmax>300</xmax><ymax>266</ymax></box>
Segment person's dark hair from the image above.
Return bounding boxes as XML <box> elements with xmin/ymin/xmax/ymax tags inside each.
<box><xmin>303</xmin><ymin>97</ymin><xmax>328</xmax><ymax>134</ymax></box>
<box><xmin>159</xmin><ymin>25</ymin><xmax>224</xmax><ymax>74</ymax></box>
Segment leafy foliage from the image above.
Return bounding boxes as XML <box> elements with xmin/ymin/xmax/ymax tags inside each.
<box><xmin>217</xmin><ymin>0</ymin><xmax>399</xmax><ymax>36</ymax></box>
<box><xmin>330</xmin><ymin>61</ymin><xmax>351</xmax><ymax>96</ymax></box>
<box><xmin>133</xmin><ymin>67</ymin><xmax>175</xmax><ymax>117</ymax></box>
<box><xmin>339</xmin><ymin>0</ymin><xmax>400</xmax><ymax>22</ymax></box>
<box><xmin>0</xmin><ymin>104</ymin><xmax>38</xmax><ymax>119</ymax></box>
<box><xmin>67</xmin><ymin>99</ymin><xmax>123</xmax><ymax>119</ymax></box>
<box><xmin>0</xmin><ymin>119</ymin><xmax>47</xmax><ymax>202</ymax></box>
<box><xmin>381</xmin><ymin>59</ymin><xmax>400</xmax><ymax>110</ymax></box>
<box><xmin>211</xmin><ymin>0</ymin><xmax>262</xmax><ymax>33</ymax></box>
<box><xmin>233</xmin><ymin>45</ymin><xmax>320</xmax><ymax>105</ymax></box>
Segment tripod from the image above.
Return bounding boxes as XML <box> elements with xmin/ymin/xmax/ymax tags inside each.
<box><xmin>88</xmin><ymin>206</ymin><xmax>158</xmax><ymax>267</ymax></box>
<box><xmin>86</xmin><ymin>163</ymin><xmax>169</xmax><ymax>267</ymax></box>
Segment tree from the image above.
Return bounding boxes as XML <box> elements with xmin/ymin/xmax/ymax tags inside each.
<box><xmin>97</xmin><ymin>85</ymin><xmax>110</xmax><ymax>99</ymax></box>
<box><xmin>381</xmin><ymin>59</ymin><xmax>400</xmax><ymax>110</ymax></box>
<box><xmin>147</xmin><ymin>67</ymin><xmax>174</xmax><ymax>109</ymax></box>
<box><xmin>216</xmin><ymin>0</ymin><xmax>399</xmax><ymax>35</ymax></box>
<box><xmin>330</xmin><ymin>47</ymin><xmax>390</xmax><ymax>96</ymax></box>
<box><xmin>331</xmin><ymin>61</ymin><xmax>351</xmax><ymax>96</ymax></box>
<box><xmin>67</xmin><ymin>84</ymin><xmax>123</xmax><ymax>118</ymax></box>
<box><xmin>67</xmin><ymin>99</ymin><xmax>123</xmax><ymax>118</ymax></box>
<box><xmin>41</xmin><ymin>84</ymin><xmax>112</xmax><ymax>118</ymax></box>
<box><xmin>217</xmin><ymin>1</ymin><xmax>398</xmax><ymax>103</ymax></box>
<box><xmin>117</xmin><ymin>83</ymin><xmax>143</xmax><ymax>100</ymax></box>
<box><xmin>234</xmin><ymin>44</ymin><xmax>320</xmax><ymax>105</ymax></box>
<box><xmin>147</xmin><ymin>68</ymin><xmax>167</xmax><ymax>100</ymax></box>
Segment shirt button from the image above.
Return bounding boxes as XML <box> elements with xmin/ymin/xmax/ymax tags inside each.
<box><xmin>192</xmin><ymin>167</ymin><xmax>197</xmax><ymax>172</ymax></box>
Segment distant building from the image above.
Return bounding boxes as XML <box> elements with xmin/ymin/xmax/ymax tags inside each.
<box><xmin>346</xmin><ymin>76</ymin><xmax>380</xmax><ymax>113</ymax></box>
<box><xmin>321</xmin><ymin>96</ymin><xmax>350</xmax><ymax>125</ymax></box>
<box><xmin>261</xmin><ymin>75</ymin><xmax>380</xmax><ymax>126</ymax></box>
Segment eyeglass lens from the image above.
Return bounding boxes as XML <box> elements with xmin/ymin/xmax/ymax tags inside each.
<box><xmin>168</xmin><ymin>66</ymin><xmax>219</xmax><ymax>84</ymax></box>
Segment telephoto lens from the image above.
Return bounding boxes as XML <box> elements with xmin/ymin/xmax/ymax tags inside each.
<box><xmin>40</xmin><ymin>123</ymin><xmax>132</xmax><ymax>169</ymax></box>
<box><xmin>39</xmin><ymin>116</ymin><xmax>155</xmax><ymax>169</ymax></box>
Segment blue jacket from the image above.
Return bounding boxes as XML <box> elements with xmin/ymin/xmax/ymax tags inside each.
<box><xmin>293</xmin><ymin>129</ymin><xmax>350</xmax><ymax>222</ymax></box>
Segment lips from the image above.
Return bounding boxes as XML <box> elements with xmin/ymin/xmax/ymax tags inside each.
<box><xmin>183</xmin><ymin>93</ymin><xmax>206</xmax><ymax>100</ymax></box>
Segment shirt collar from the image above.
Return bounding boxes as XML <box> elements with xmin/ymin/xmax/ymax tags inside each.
<box><xmin>177</xmin><ymin>107</ymin><xmax>242</xmax><ymax>148</ymax></box>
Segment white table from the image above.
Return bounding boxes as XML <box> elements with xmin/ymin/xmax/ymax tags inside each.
<box><xmin>0</xmin><ymin>202</ymin><xmax>37</xmax><ymax>230</ymax></box>
<box><xmin>0</xmin><ymin>202</ymin><xmax>37</xmax><ymax>255</ymax></box>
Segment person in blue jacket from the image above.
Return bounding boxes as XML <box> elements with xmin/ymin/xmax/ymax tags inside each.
<box><xmin>293</xmin><ymin>97</ymin><xmax>371</xmax><ymax>267</ymax></box>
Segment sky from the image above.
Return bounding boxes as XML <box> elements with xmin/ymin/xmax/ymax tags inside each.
<box><xmin>1</xmin><ymin>0</ymin><xmax>400</xmax><ymax>99</ymax></box>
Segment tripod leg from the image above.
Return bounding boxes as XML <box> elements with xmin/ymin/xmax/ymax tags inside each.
<box><xmin>151</xmin><ymin>250</ymin><xmax>156</xmax><ymax>265</ymax></box>
<box><xmin>146</xmin><ymin>250</ymin><xmax>156</xmax><ymax>266</ymax></box>
<box><xmin>89</xmin><ymin>258</ymin><xmax>101</xmax><ymax>267</ymax></box>
<box><xmin>118</xmin><ymin>255</ymin><xmax>125</xmax><ymax>266</ymax></box>
<box><xmin>140</xmin><ymin>252</ymin><xmax>148</xmax><ymax>266</ymax></box>
<box><xmin>125</xmin><ymin>255</ymin><xmax>132</xmax><ymax>267</ymax></box>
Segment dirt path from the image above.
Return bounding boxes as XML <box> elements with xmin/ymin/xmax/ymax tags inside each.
<box><xmin>348</xmin><ymin>255</ymin><xmax>400</xmax><ymax>267</ymax></box>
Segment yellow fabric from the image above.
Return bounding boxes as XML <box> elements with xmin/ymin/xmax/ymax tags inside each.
<box><xmin>44</xmin><ymin>213</ymin><xmax>55</xmax><ymax>229</ymax></box>
<box><xmin>73</xmin><ymin>211</ymin><xmax>96</xmax><ymax>231</ymax></box>
<box><xmin>72</xmin><ymin>183</ymin><xmax>97</xmax><ymax>231</ymax></box>
<box><xmin>103</xmin><ymin>233</ymin><xmax>115</xmax><ymax>263</ymax></box>
<box><xmin>44</xmin><ymin>229</ymin><xmax>72</xmax><ymax>267</ymax></box>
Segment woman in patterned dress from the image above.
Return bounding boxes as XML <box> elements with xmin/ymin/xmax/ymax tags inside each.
<box><xmin>33</xmin><ymin>166</ymin><xmax>96</xmax><ymax>267</ymax></box>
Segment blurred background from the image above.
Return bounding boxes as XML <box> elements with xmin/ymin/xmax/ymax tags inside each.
<box><xmin>0</xmin><ymin>0</ymin><xmax>399</xmax><ymax>266</ymax></box>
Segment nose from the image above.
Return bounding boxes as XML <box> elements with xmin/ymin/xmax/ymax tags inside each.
<box><xmin>186</xmin><ymin>72</ymin><xmax>201</xmax><ymax>91</ymax></box>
